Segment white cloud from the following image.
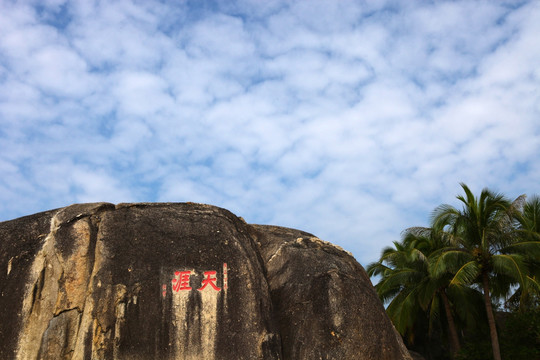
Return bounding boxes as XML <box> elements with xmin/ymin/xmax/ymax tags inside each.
<box><xmin>113</xmin><ymin>71</ymin><xmax>174</xmax><ymax>117</ymax></box>
<box><xmin>1</xmin><ymin>0</ymin><xmax>540</xmax><ymax>268</ymax></box>
<box><xmin>71</xmin><ymin>167</ymin><xmax>133</xmax><ymax>203</ymax></box>
<box><xmin>28</xmin><ymin>45</ymin><xmax>95</xmax><ymax>97</ymax></box>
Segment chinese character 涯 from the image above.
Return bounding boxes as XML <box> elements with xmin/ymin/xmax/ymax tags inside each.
<box><xmin>172</xmin><ymin>270</ymin><xmax>192</xmax><ymax>292</ymax></box>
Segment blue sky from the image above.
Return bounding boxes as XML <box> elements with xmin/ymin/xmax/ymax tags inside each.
<box><xmin>1</xmin><ymin>0</ymin><xmax>540</xmax><ymax>266</ymax></box>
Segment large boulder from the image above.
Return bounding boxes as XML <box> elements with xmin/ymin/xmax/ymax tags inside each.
<box><xmin>0</xmin><ymin>203</ymin><xmax>411</xmax><ymax>360</ymax></box>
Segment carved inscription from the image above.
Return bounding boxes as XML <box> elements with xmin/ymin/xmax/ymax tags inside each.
<box><xmin>163</xmin><ymin>263</ymin><xmax>228</xmax><ymax>297</ymax></box>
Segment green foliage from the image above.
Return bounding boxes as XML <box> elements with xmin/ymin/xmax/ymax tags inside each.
<box><xmin>429</xmin><ymin>184</ymin><xmax>540</xmax><ymax>360</ymax></box>
<box><xmin>499</xmin><ymin>310</ymin><xmax>540</xmax><ymax>359</ymax></box>
<box><xmin>456</xmin><ymin>342</ymin><xmax>492</xmax><ymax>360</ymax></box>
<box><xmin>368</xmin><ymin>226</ymin><xmax>475</xmax><ymax>356</ymax></box>
<box><xmin>456</xmin><ymin>310</ymin><xmax>540</xmax><ymax>360</ymax></box>
<box><xmin>368</xmin><ymin>183</ymin><xmax>540</xmax><ymax>360</ymax></box>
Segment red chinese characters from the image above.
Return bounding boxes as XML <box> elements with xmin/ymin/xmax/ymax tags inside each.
<box><xmin>166</xmin><ymin>263</ymin><xmax>228</xmax><ymax>295</ymax></box>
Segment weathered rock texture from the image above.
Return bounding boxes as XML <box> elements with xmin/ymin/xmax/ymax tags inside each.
<box><xmin>0</xmin><ymin>203</ymin><xmax>411</xmax><ymax>360</ymax></box>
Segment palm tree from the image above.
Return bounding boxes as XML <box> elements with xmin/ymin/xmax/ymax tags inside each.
<box><xmin>367</xmin><ymin>228</ymin><xmax>467</xmax><ymax>357</ymax></box>
<box><xmin>430</xmin><ymin>183</ymin><xmax>539</xmax><ymax>360</ymax></box>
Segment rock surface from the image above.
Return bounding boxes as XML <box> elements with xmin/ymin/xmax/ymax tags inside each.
<box><xmin>0</xmin><ymin>203</ymin><xmax>412</xmax><ymax>360</ymax></box>
<box><xmin>250</xmin><ymin>225</ymin><xmax>411</xmax><ymax>360</ymax></box>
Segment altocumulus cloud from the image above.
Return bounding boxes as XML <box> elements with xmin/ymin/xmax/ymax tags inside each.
<box><xmin>1</xmin><ymin>0</ymin><xmax>540</xmax><ymax>265</ymax></box>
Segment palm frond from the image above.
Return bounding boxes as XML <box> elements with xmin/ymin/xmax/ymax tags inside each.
<box><xmin>376</xmin><ymin>268</ymin><xmax>422</xmax><ymax>295</ymax></box>
<box><xmin>492</xmin><ymin>254</ymin><xmax>527</xmax><ymax>285</ymax></box>
<box><xmin>429</xmin><ymin>248</ymin><xmax>470</xmax><ymax>277</ymax></box>
<box><xmin>450</xmin><ymin>261</ymin><xmax>480</xmax><ymax>286</ymax></box>
<box><xmin>501</xmin><ymin>240</ymin><xmax>540</xmax><ymax>257</ymax></box>
<box><xmin>430</xmin><ymin>204</ymin><xmax>460</xmax><ymax>233</ymax></box>
<box><xmin>386</xmin><ymin>289</ymin><xmax>419</xmax><ymax>335</ymax></box>
<box><xmin>366</xmin><ymin>261</ymin><xmax>392</xmax><ymax>277</ymax></box>
<box><xmin>448</xmin><ymin>285</ymin><xmax>485</xmax><ymax>328</ymax></box>
<box><xmin>520</xmin><ymin>195</ymin><xmax>540</xmax><ymax>232</ymax></box>
<box><xmin>526</xmin><ymin>275</ymin><xmax>540</xmax><ymax>293</ymax></box>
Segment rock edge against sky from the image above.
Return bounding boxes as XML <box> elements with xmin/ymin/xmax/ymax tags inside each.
<box><xmin>0</xmin><ymin>202</ymin><xmax>411</xmax><ymax>359</ymax></box>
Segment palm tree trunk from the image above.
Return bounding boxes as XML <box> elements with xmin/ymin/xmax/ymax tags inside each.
<box><xmin>482</xmin><ymin>272</ymin><xmax>501</xmax><ymax>360</ymax></box>
<box><xmin>440</xmin><ymin>290</ymin><xmax>461</xmax><ymax>356</ymax></box>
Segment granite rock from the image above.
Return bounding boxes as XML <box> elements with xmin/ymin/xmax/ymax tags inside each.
<box><xmin>0</xmin><ymin>203</ymin><xmax>411</xmax><ymax>360</ymax></box>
